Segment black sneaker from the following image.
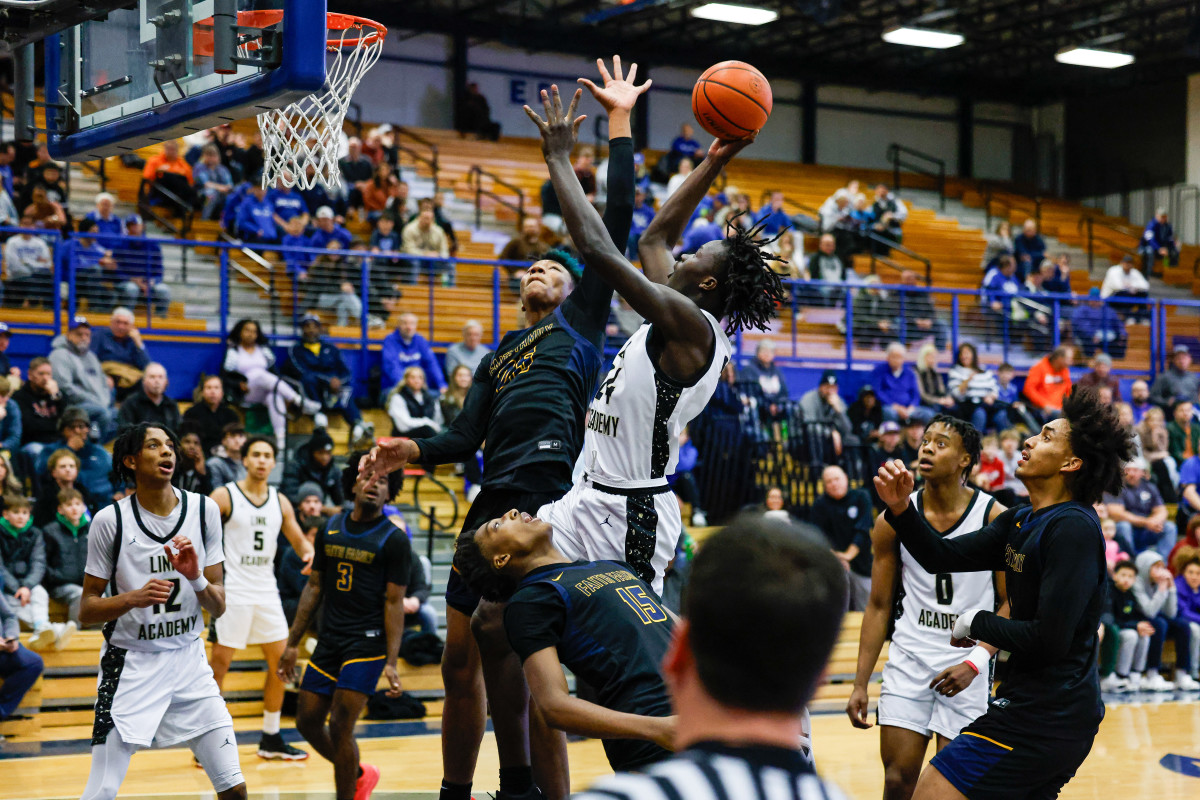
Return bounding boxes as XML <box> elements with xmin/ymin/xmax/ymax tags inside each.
<box><xmin>257</xmin><ymin>732</ymin><xmax>309</xmax><ymax>761</ymax></box>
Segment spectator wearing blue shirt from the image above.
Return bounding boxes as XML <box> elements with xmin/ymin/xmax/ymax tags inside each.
<box><xmin>91</xmin><ymin>308</ymin><xmax>151</xmax><ymax>397</ymax></box>
<box><xmin>234</xmin><ymin>183</ymin><xmax>278</xmax><ymax>244</ymax></box>
<box><xmin>681</xmin><ymin>207</ymin><xmax>722</xmax><ymax>254</ymax></box>
<box><xmin>298</xmin><ymin>174</ymin><xmax>348</xmax><ymax>219</ymax></box>
<box><xmin>368</xmin><ymin>214</ymin><xmax>405</xmax><ymax>318</ymax></box>
<box><xmin>220</xmin><ymin>180</ymin><xmax>252</xmax><ymax>232</ymax></box>
<box><xmin>308</xmin><ymin>206</ymin><xmax>354</xmax><ymax>250</ymax></box>
<box><xmin>1072</xmin><ymin>289</ymin><xmax>1127</xmax><ymax>358</ymax></box>
<box><xmin>117</xmin><ymin>215</ymin><xmax>170</xmax><ymax>317</ymax></box>
<box><xmin>380</xmin><ymin>312</ymin><xmax>445</xmax><ymax>401</ymax></box>
<box><xmin>1141</xmin><ymin>208</ymin><xmax>1179</xmax><ymax>273</ymax></box>
<box><xmin>279</xmin><ymin>216</ymin><xmax>312</xmax><ymax>277</ymax></box>
<box><xmin>1012</xmin><ymin>218</ymin><xmax>1045</xmax><ymax>281</ymax></box>
<box><xmin>1177</xmin><ymin>454</ymin><xmax>1200</xmax><ymax>531</ymax></box>
<box><xmin>69</xmin><ymin>218</ymin><xmax>116</xmax><ymax>310</ymax></box>
<box><xmin>869</xmin><ymin>343</ymin><xmax>932</xmax><ymax>425</ymax></box>
<box><xmin>83</xmin><ymin>193</ymin><xmax>124</xmax><ymax>237</ymax></box>
<box><xmin>754</xmin><ymin>191</ymin><xmax>790</xmax><ymax>237</ymax></box>
<box><xmin>283</xmin><ymin>315</ymin><xmax>369</xmax><ymax>443</ymax></box>
<box><xmin>982</xmin><ymin>254</ymin><xmax>1021</xmax><ymax>335</ymax></box>
<box><xmin>626</xmin><ymin>187</ymin><xmax>656</xmax><ymax>259</ymax></box>
<box><xmin>1043</xmin><ymin>252</ymin><xmax>1073</xmax><ymax>295</ymax></box>
<box><xmin>266</xmin><ymin>180</ymin><xmax>309</xmax><ymax>229</ymax></box>
<box><xmin>669</xmin><ymin>123</ymin><xmax>702</xmax><ymax>163</ymax></box>
<box><xmin>191</xmin><ymin>145</ymin><xmax>234</xmax><ymax>220</ymax></box>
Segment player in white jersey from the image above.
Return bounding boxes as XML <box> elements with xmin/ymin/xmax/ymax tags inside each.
<box><xmin>847</xmin><ymin>415</ymin><xmax>1010</xmax><ymax>800</ymax></box>
<box><xmin>209</xmin><ymin>436</ymin><xmax>314</xmax><ymax>761</ymax></box>
<box><xmin>77</xmin><ymin>423</ymin><xmax>246</xmax><ymax>800</ymax></box>
<box><xmin>526</xmin><ymin>78</ymin><xmax>786</xmax><ymax>592</ymax></box>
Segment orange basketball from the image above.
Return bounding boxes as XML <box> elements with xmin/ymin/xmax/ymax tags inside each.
<box><xmin>691</xmin><ymin>61</ymin><xmax>773</xmax><ymax>140</ymax></box>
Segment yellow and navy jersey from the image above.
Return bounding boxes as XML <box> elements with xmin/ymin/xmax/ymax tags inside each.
<box><xmin>313</xmin><ymin>512</ymin><xmax>411</xmax><ymax>638</ymax></box>
<box><xmin>505</xmin><ymin>560</ymin><xmax>673</xmax><ymax>771</ymax></box>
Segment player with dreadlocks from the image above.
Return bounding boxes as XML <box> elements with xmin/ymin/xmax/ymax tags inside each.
<box><xmin>848</xmin><ymin>414</ymin><xmax>1009</xmax><ymax>800</ymax></box>
<box><xmin>874</xmin><ymin>390</ymin><xmax>1133</xmax><ymax>800</ymax></box>
<box><xmin>513</xmin><ymin>81</ymin><xmax>786</xmax><ymax>599</ymax></box>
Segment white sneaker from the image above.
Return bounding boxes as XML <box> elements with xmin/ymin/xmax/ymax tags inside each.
<box><xmin>54</xmin><ymin>621</ymin><xmax>77</xmax><ymax>652</ymax></box>
<box><xmin>1126</xmin><ymin>673</ymin><xmax>1143</xmax><ymax>692</ymax></box>
<box><xmin>1174</xmin><ymin>671</ymin><xmax>1200</xmax><ymax>691</ymax></box>
<box><xmin>301</xmin><ymin>398</ymin><xmax>323</xmax><ymax>416</ymax></box>
<box><xmin>313</xmin><ymin>411</ymin><xmax>329</xmax><ymax>429</ymax></box>
<box><xmin>691</xmin><ymin>510</ymin><xmax>708</xmax><ymax>526</ymax></box>
<box><xmin>29</xmin><ymin>627</ymin><xmax>55</xmax><ymax>651</ymax></box>
<box><xmin>1100</xmin><ymin>673</ymin><xmax>1129</xmax><ymax>693</ymax></box>
<box><xmin>1144</xmin><ymin>673</ymin><xmax>1175</xmax><ymax>692</ymax></box>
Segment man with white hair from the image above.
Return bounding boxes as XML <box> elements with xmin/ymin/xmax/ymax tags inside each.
<box><xmin>445</xmin><ymin>321</ymin><xmax>491</xmax><ymax>377</ymax></box>
<box><xmin>870</xmin><ymin>343</ymin><xmax>932</xmax><ymax>425</ymax></box>
<box><xmin>84</xmin><ymin>192</ymin><xmax>124</xmax><ymax>237</ymax></box>
<box><xmin>91</xmin><ymin>308</ymin><xmax>151</xmax><ymax>399</ymax></box>
<box><xmin>811</xmin><ymin>464</ymin><xmax>874</xmax><ymax>610</ymax></box>
<box><xmin>116</xmin><ymin>362</ymin><xmax>180</xmax><ymax>431</ymax></box>
<box><xmin>338</xmin><ymin>137</ymin><xmax>373</xmax><ymax>185</ymax></box>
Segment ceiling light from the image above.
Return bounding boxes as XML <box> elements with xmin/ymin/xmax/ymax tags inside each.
<box><xmin>691</xmin><ymin>3</ymin><xmax>778</xmax><ymax>25</ymax></box>
<box><xmin>1055</xmin><ymin>46</ymin><xmax>1135</xmax><ymax>69</ymax></box>
<box><xmin>881</xmin><ymin>26</ymin><xmax>965</xmax><ymax>49</ymax></box>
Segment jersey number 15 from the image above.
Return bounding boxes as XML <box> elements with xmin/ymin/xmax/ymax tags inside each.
<box><xmin>616</xmin><ymin>585</ymin><xmax>668</xmax><ymax>625</ymax></box>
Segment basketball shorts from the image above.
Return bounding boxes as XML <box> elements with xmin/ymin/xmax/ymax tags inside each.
<box><xmin>92</xmin><ymin>637</ymin><xmax>233</xmax><ymax>749</ymax></box>
<box><xmin>213</xmin><ymin>600</ymin><xmax>289</xmax><ymax>650</ymax></box>
<box><xmin>445</xmin><ymin>486</ymin><xmax>565</xmax><ymax>616</ymax></box>
<box><xmin>538</xmin><ymin>479</ymin><xmax>681</xmax><ymax>595</ymax></box>
<box><xmin>877</xmin><ymin>643</ymin><xmax>989</xmax><ymax>741</ymax></box>
<box><xmin>300</xmin><ymin>634</ymin><xmax>388</xmax><ymax>697</ymax></box>
<box><xmin>929</xmin><ymin>709</ymin><xmax>1096</xmax><ymax>800</ymax></box>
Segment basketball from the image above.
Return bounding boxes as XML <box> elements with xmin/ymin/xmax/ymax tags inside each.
<box><xmin>691</xmin><ymin>61</ymin><xmax>773</xmax><ymax>141</ymax></box>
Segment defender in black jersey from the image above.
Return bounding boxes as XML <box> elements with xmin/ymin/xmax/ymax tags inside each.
<box><xmin>362</xmin><ymin>58</ymin><xmax>644</xmax><ymax>800</ymax></box>
<box><xmin>875</xmin><ymin>389</ymin><xmax>1134</xmax><ymax>800</ymax></box>
<box><xmin>279</xmin><ymin>453</ymin><xmax>410</xmax><ymax>800</ymax></box>
<box><xmin>456</xmin><ymin>509</ymin><xmax>675</xmax><ymax>771</ymax></box>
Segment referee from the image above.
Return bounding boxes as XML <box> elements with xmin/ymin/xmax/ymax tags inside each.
<box><xmin>571</xmin><ymin>514</ymin><xmax>850</xmax><ymax>800</ymax></box>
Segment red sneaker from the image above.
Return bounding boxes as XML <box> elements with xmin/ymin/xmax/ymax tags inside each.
<box><xmin>354</xmin><ymin>763</ymin><xmax>380</xmax><ymax>800</ymax></box>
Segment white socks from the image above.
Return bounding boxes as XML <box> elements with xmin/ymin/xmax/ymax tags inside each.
<box><xmin>263</xmin><ymin>710</ymin><xmax>282</xmax><ymax>735</ymax></box>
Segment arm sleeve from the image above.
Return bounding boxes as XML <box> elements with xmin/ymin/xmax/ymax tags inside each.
<box><xmin>971</xmin><ymin>511</ymin><xmax>1104</xmax><ymax>662</ymax></box>
<box><xmin>383</xmin><ymin>530</ymin><xmax>413</xmax><ymax>588</ymax></box>
<box><xmin>560</xmin><ymin>136</ymin><xmax>634</xmax><ymax>343</ymax></box>
<box><xmin>884</xmin><ymin>501</ymin><xmax>1011</xmax><ymax>573</ymax></box>
<box><xmin>202</xmin><ymin>497</ymin><xmax>224</xmax><ymax>567</ymax></box>
<box><xmin>311</xmin><ymin>526</ymin><xmax>327</xmax><ymax>573</ymax></box>
<box><xmin>412</xmin><ymin>356</ymin><xmax>494</xmax><ymax>466</ymax></box>
<box><xmin>504</xmin><ymin>585</ymin><xmax>568</xmax><ymax>662</ymax></box>
<box><xmin>83</xmin><ymin>506</ymin><xmax>117</xmax><ymax>581</ymax></box>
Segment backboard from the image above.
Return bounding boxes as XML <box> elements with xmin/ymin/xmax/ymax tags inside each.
<box><xmin>42</xmin><ymin>0</ymin><xmax>327</xmax><ymax>161</ymax></box>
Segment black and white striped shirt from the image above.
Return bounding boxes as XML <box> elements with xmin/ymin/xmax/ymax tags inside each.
<box><xmin>571</xmin><ymin>742</ymin><xmax>848</xmax><ymax>800</ymax></box>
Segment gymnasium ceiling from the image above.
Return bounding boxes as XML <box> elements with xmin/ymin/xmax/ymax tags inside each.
<box><xmin>343</xmin><ymin>0</ymin><xmax>1200</xmax><ymax>104</ymax></box>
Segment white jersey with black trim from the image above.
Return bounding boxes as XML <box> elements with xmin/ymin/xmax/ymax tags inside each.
<box><xmin>84</xmin><ymin>489</ymin><xmax>224</xmax><ymax>652</ymax></box>
<box><xmin>581</xmin><ymin>310</ymin><xmax>732</xmax><ymax>489</ymax></box>
<box><xmin>221</xmin><ymin>482</ymin><xmax>283</xmax><ymax>605</ymax></box>
<box><xmin>891</xmin><ymin>487</ymin><xmax>998</xmax><ymax>665</ymax></box>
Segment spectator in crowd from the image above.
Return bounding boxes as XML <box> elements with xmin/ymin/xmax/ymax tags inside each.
<box><xmin>182</xmin><ymin>374</ymin><xmax>241</xmax><ymax>455</ymax></box>
<box><xmin>898</xmin><ymin>270</ymin><xmax>948</xmax><ymax>349</ymax></box>
<box><xmin>13</xmin><ymin>357</ymin><xmax>64</xmax><ymax>463</ymax></box>
<box><xmin>623</xmin><ymin>188</ymin><xmax>656</xmax><ymax>262</ymax></box>
<box><xmin>24</xmin><ymin>160</ymin><xmax>66</xmax><ymax>208</ymax></box>
<box><xmin>1045</xmin><ymin>252</ymin><xmax>1074</xmax><ymax>295</ymax></box>
<box><xmin>1151</xmin><ymin>344</ymin><xmax>1198</xmax><ymax>408</ymax></box>
<box><xmin>222</xmin><ymin>318</ymin><xmax>321</xmax><ymax>449</ymax></box>
<box><xmin>947</xmin><ymin>342</ymin><xmax>1006</xmax><ymax>432</ymax></box>
<box><xmin>1131</xmin><ymin>380</ymin><xmax>1154</xmax><ymax>424</ymax></box>
<box><xmin>1175</xmin><ymin>553</ymin><xmax>1200</xmax><ymax>684</ymax></box>
<box><xmin>206</xmin><ymin>422</ymin><xmax>247</xmax><ymax>488</ymax></box>
<box><xmin>401</xmin><ymin>206</ymin><xmax>451</xmax><ymax>285</ymax></box>
<box><xmin>307</xmin><ymin>207</ymin><xmax>355</xmax><ymax>298</ymax></box>
<box><xmin>0</xmin><ymin>324</ymin><xmax>16</xmax><ymax>381</ymax></box>
<box><xmin>280</xmin><ymin>428</ymin><xmax>343</xmax><ymax>515</ymax></box>
<box><xmin>220</xmin><ymin>179</ymin><xmax>252</xmax><ymax>232</ymax></box>
<box><xmin>1138</xmin><ymin>407</ymin><xmax>1180</xmax><ymax>503</ymax></box>
<box><xmin>991</xmin><ymin>361</ymin><xmax>1036</xmax><ymax>432</ymax></box>
<box><xmin>283</xmin><ymin>315</ymin><xmax>369</xmax><ymax>443</ymax></box>
<box><xmin>0</xmin><ymin>377</ymin><xmax>20</xmax><ymax>454</ymax></box>
<box><xmin>1021</xmin><ymin>345</ymin><xmax>1073</xmax><ymax>423</ymax></box>
<box><xmin>0</xmin><ymin>141</ymin><xmax>15</xmax><ymax>197</ymax></box>
<box><xmin>338</xmin><ymin>137</ymin><xmax>374</xmax><ymax>185</ymax></box>
<box><xmin>34</xmin><ymin>407</ymin><xmax>114</xmax><ymax>504</ymax></box>
<box><xmin>1133</xmin><ymin>551</ymin><xmax>1198</xmax><ymax>691</ymax></box>
<box><xmin>0</xmin><ymin>454</ymin><xmax>20</xmax><ymax>498</ymax></box>
<box><xmin>0</xmin><ymin>564</ymin><xmax>45</xmax><ymax>719</ymax></box>
<box><xmin>980</xmin><ymin>221</ymin><xmax>1013</xmax><ymax>271</ymax></box>
<box><xmin>1100</xmin><ymin>559</ymin><xmax>1158</xmax><ymax>692</ymax></box>
<box><xmin>668</xmin><ymin>123</ymin><xmax>702</xmax><ymax>165</ymax></box>
<box><xmin>22</xmin><ymin>184</ymin><xmax>67</xmax><ymax>233</ymax></box>
<box><xmin>681</xmin><ymin>207</ymin><xmax>722</xmax><ymax>253</ymax></box>
<box><xmin>403</xmin><ymin>552</ymin><xmax>438</xmax><ymax>636</ymax></box>
<box><xmin>90</xmin><ymin>308</ymin><xmax>151</xmax><ymax>398</ymax></box>
<box><xmin>69</xmin><ymin>217</ymin><xmax>118</xmax><ymax>311</ymax></box>
<box><xmin>115</xmin><ymin>362</ymin><xmax>180</xmax><ymax>431</ymax></box>
<box><xmin>851</xmin><ymin>275</ymin><xmax>893</xmax><ymax>349</ymax></box>
<box><xmin>386</xmin><ymin>179</ymin><xmax>411</xmax><ymax>220</ymax></box>
<box><xmin>0</xmin><ymin>494</ymin><xmax>60</xmax><ymax>650</ymax></box>
<box><xmin>870</xmin><ymin>343</ymin><xmax>929</xmax><ymax>425</ymax></box>
<box><xmin>972</xmin><ymin>434</ymin><xmax>1006</xmax><ymax>496</ymax></box>
<box><xmin>754</xmin><ymin>191</ymin><xmax>790</xmax><ymax>237</ymax></box>
<box><xmin>174</xmin><ymin>429</ymin><xmax>212</xmax><ymax>495</ymax></box>
<box><xmin>798</xmin><ymin>369</ymin><xmax>854</xmax><ymax>455</ymax></box>
<box><xmin>1077</xmin><ymin>352</ymin><xmax>1122</xmax><ymax>397</ymax></box>
<box><xmin>1100</xmin><ymin>255</ymin><xmax>1150</xmax><ymax>324</ymax></box>
<box><xmin>1107</xmin><ymin>459</ymin><xmax>1177</xmax><ymax>559</ymax></box>
<box><xmin>84</xmin><ymin>192</ymin><xmax>124</xmax><ymax>237</ymax></box>
<box><xmin>741</xmin><ymin>340</ymin><xmax>789</xmax><ymax>421</ymax></box>
<box><xmin>761</xmin><ymin>486</ymin><xmax>790</xmax><ymax>522</ymax></box>
<box><xmin>866</xmin><ymin>420</ymin><xmax>906</xmax><ymax>505</ymax></box>
<box><xmin>380</xmin><ymin>313</ymin><xmax>445</xmax><ymax>400</ymax></box>
<box><xmin>914</xmin><ymin>343</ymin><xmax>955</xmax><ymax>418</ymax></box>
<box><xmin>445</xmin><ymin>320</ymin><xmax>490</xmax><ymax>378</ymax></box>
<box><xmin>848</xmin><ymin>384</ymin><xmax>883</xmax><ymax>442</ymax></box>
<box><xmin>234</xmin><ymin>183</ymin><xmax>279</xmax><ymax>244</ymax></box>
<box><xmin>1072</xmin><ymin>288</ymin><xmax>1127</xmax><ymax>358</ymax></box>
<box><xmin>499</xmin><ymin>216</ymin><xmax>547</xmax><ymax>290</ymax></box>
<box><xmin>39</xmin><ymin>485</ymin><xmax>89</xmax><ymax>631</ymax></box>
<box><xmin>266</xmin><ymin>177</ymin><xmax>310</xmax><ymax>231</ymax></box>
<box><xmin>868</xmin><ymin>183</ymin><xmax>907</xmax><ymax>252</ymax></box>
<box><xmin>811</xmin><ymin>464</ymin><xmax>873</xmax><ymax>609</ymax></box>
<box><xmin>1011</xmin><ymin>218</ymin><xmax>1045</xmax><ymax>281</ymax></box>
<box><xmin>298</xmin><ymin>165</ymin><xmax>348</xmax><ymax>220</ymax></box>
<box><xmin>440</xmin><ymin>365</ymin><xmax>473</xmax><ymax>427</ymax></box>
<box><xmin>48</xmin><ymin>317</ymin><xmax>115</xmax><ymax>441</ymax></box>
<box><xmin>192</xmin><ymin>144</ymin><xmax>234</xmax><ymax>220</ymax></box>
<box><xmin>1168</xmin><ymin>400</ymin><xmax>1199</xmax><ymax>464</ymax></box>
<box><xmin>32</xmin><ymin>448</ymin><xmax>91</xmax><ymax>527</ymax></box>
<box><xmin>996</xmin><ymin>428</ymin><xmax>1028</xmax><ymax>506</ymax></box>
<box><xmin>354</xmin><ymin>163</ymin><xmax>396</xmax><ymax>222</ymax></box>
<box><xmin>665</xmin><ymin>156</ymin><xmax>693</xmax><ymax>200</ymax></box>
<box><xmin>387</xmin><ymin>366</ymin><xmax>443</xmax><ymax>438</ymax></box>
<box><xmin>1141</xmin><ymin>208</ymin><xmax>1178</xmax><ymax>273</ymax></box>
<box><xmin>3</xmin><ymin>214</ymin><xmax>54</xmax><ymax>306</ymax></box>
<box><xmin>0</xmin><ymin>182</ymin><xmax>17</xmax><ymax>230</ymax></box>
<box><xmin>806</xmin><ymin>233</ymin><xmax>847</xmax><ymax>304</ymax></box>
<box><xmin>456</xmin><ymin>83</ymin><xmax>501</xmax><ymax>141</ymax></box>
<box><xmin>141</xmin><ymin>139</ymin><xmax>195</xmax><ymax>216</ymax></box>
<box><xmin>1178</xmin><ymin>453</ymin><xmax>1200</xmax><ymax>533</ymax></box>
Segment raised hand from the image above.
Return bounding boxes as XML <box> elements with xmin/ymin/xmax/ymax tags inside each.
<box><xmin>874</xmin><ymin>459</ymin><xmax>915</xmax><ymax>514</ymax></box>
<box><xmin>524</xmin><ymin>85</ymin><xmax>587</xmax><ymax>158</ymax></box>
<box><xmin>577</xmin><ymin>56</ymin><xmax>651</xmax><ymax>116</ymax></box>
<box><xmin>165</xmin><ymin>535</ymin><xmax>201</xmax><ymax>581</ymax></box>
<box><xmin>706</xmin><ymin>130</ymin><xmax>758</xmax><ymax>164</ymax></box>
<box><xmin>359</xmin><ymin>438</ymin><xmax>416</xmax><ymax>484</ymax></box>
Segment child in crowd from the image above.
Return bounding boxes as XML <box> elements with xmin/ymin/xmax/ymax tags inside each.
<box><xmin>0</xmin><ymin>495</ymin><xmax>61</xmax><ymax>650</ymax></box>
<box><xmin>995</xmin><ymin>428</ymin><xmax>1028</xmax><ymax>507</ymax></box>
<box><xmin>1102</xmin><ymin>518</ymin><xmax>1131</xmax><ymax>573</ymax></box>
<box><xmin>972</xmin><ymin>434</ymin><xmax>1005</xmax><ymax>495</ymax></box>
<box><xmin>33</xmin><ymin>449</ymin><xmax>92</xmax><ymax>528</ymax></box>
<box><xmin>40</xmin><ymin>488</ymin><xmax>87</xmax><ymax>637</ymax></box>
<box><xmin>206</xmin><ymin>422</ymin><xmax>247</xmax><ymax>487</ymax></box>
<box><xmin>1133</xmin><ymin>550</ymin><xmax>1199</xmax><ymax>690</ymax></box>
<box><xmin>1100</xmin><ymin>559</ymin><xmax>1157</xmax><ymax>692</ymax></box>
<box><xmin>1174</xmin><ymin>551</ymin><xmax>1200</xmax><ymax>684</ymax></box>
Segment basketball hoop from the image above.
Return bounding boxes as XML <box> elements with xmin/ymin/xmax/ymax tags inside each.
<box><xmin>238</xmin><ymin>11</ymin><xmax>386</xmax><ymax>190</ymax></box>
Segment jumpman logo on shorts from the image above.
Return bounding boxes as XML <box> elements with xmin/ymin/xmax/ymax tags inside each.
<box><xmin>600</xmin><ymin>515</ymin><xmax>613</xmax><ymax>527</ymax></box>
<box><xmin>220</xmin><ymin>736</ymin><xmax>233</xmax><ymax>748</ymax></box>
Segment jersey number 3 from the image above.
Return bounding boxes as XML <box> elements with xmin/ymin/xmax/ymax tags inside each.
<box><xmin>616</xmin><ymin>585</ymin><xmax>667</xmax><ymax>625</ymax></box>
<box><xmin>337</xmin><ymin>563</ymin><xmax>353</xmax><ymax>592</ymax></box>
<box><xmin>935</xmin><ymin>573</ymin><xmax>954</xmax><ymax>606</ymax></box>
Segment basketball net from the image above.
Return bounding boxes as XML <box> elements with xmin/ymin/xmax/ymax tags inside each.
<box><xmin>253</xmin><ymin>17</ymin><xmax>385</xmax><ymax>190</ymax></box>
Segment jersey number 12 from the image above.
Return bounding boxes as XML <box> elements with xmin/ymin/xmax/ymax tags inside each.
<box><xmin>153</xmin><ymin>578</ymin><xmax>182</xmax><ymax>614</ymax></box>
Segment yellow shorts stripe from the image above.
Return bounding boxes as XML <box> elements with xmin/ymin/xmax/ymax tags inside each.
<box><xmin>342</xmin><ymin>655</ymin><xmax>386</xmax><ymax>668</ymax></box>
<box><xmin>305</xmin><ymin>661</ymin><xmax>337</xmax><ymax>682</ymax></box>
<box><xmin>962</xmin><ymin>731</ymin><xmax>1014</xmax><ymax>751</ymax></box>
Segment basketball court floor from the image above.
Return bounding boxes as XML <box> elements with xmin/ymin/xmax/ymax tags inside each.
<box><xmin>3</xmin><ymin>698</ymin><xmax>1198</xmax><ymax>799</ymax></box>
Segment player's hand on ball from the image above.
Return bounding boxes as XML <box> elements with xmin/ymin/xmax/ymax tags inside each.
<box><xmin>707</xmin><ymin>132</ymin><xmax>757</xmax><ymax>163</ymax></box>
<box><xmin>577</xmin><ymin>56</ymin><xmax>651</xmax><ymax>115</ymax></box>
<box><xmin>131</xmin><ymin>579</ymin><xmax>174</xmax><ymax>609</ymax></box>
<box><xmin>384</xmin><ymin>663</ymin><xmax>403</xmax><ymax>698</ymax></box>
<box><xmin>845</xmin><ymin>686</ymin><xmax>873</xmax><ymax>729</ymax></box>
<box><xmin>165</xmin><ymin>535</ymin><xmax>200</xmax><ymax>580</ymax></box>
<box><xmin>874</xmin><ymin>459</ymin><xmax>915</xmax><ymax>514</ymax></box>
<box><xmin>524</xmin><ymin>85</ymin><xmax>586</xmax><ymax>157</ymax></box>
<box><xmin>931</xmin><ymin>663</ymin><xmax>978</xmax><ymax>697</ymax></box>
<box><xmin>278</xmin><ymin>646</ymin><xmax>299</xmax><ymax>684</ymax></box>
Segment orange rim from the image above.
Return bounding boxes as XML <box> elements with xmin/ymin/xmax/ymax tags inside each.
<box><xmin>194</xmin><ymin>11</ymin><xmax>386</xmax><ymax>56</ymax></box>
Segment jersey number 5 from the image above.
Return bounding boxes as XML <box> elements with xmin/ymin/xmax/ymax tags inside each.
<box><xmin>935</xmin><ymin>573</ymin><xmax>954</xmax><ymax>606</ymax></box>
<box><xmin>253</xmin><ymin>531</ymin><xmax>265</xmax><ymax>550</ymax></box>
<box><xmin>336</xmin><ymin>563</ymin><xmax>353</xmax><ymax>592</ymax></box>
<box><xmin>153</xmin><ymin>578</ymin><xmax>182</xmax><ymax>614</ymax></box>
<box><xmin>616</xmin><ymin>585</ymin><xmax>668</xmax><ymax>625</ymax></box>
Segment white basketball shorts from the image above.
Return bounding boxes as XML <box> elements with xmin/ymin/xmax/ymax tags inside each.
<box><xmin>877</xmin><ymin>643</ymin><xmax>989</xmax><ymax>741</ymax></box>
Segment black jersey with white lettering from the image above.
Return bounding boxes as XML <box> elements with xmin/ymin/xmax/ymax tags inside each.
<box><xmin>505</xmin><ymin>560</ymin><xmax>673</xmax><ymax>771</ymax></box>
<box><xmin>314</xmin><ymin>512</ymin><xmax>411</xmax><ymax>639</ymax></box>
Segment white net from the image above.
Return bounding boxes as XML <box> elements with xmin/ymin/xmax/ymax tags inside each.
<box><xmin>254</xmin><ymin>18</ymin><xmax>384</xmax><ymax>190</ymax></box>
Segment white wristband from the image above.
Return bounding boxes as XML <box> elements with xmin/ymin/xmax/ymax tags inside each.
<box><xmin>963</xmin><ymin>645</ymin><xmax>991</xmax><ymax>675</ymax></box>
<box><xmin>952</xmin><ymin>609</ymin><xmax>978</xmax><ymax>640</ymax></box>
<box><xmin>188</xmin><ymin>575</ymin><xmax>209</xmax><ymax>593</ymax></box>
